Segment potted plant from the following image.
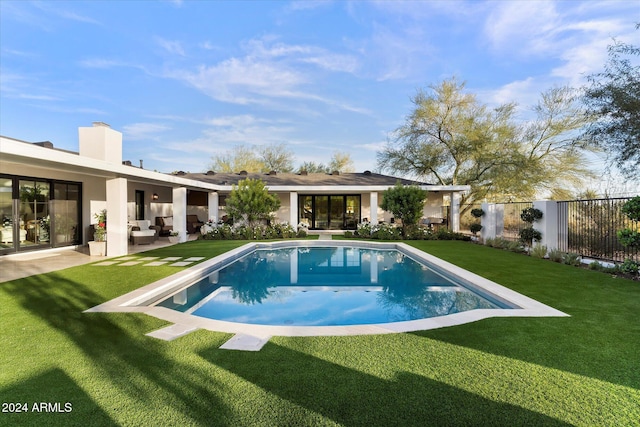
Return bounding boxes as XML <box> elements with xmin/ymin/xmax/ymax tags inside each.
<box><xmin>89</xmin><ymin>209</ymin><xmax>107</xmax><ymax>256</ymax></box>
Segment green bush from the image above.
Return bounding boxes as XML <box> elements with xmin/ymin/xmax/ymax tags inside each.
<box><xmin>507</xmin><ymin>241</ymin><xmax>525</xmax><ymax>253</ymax></box>
<box><xmin>470</xmin><ymin>208</ymin><xmax>485</xmax><ymax>218</ymax></box>
<box><xmin>548</xmin><ymin>249</ymin><xmax>564</xmax><ymax>263</ymax></box>
<box><xmin>619</xmin><ymin>258</ymin><xmax>639</xmax><ymax>275</ymax></box>
<box><xmin>519</xmin><ymin>227</ymin><xmax>542</xmax><ymax>245</ymax></box>
<box><xmin>530</xmin><ymin>244</ymin><xmax>548</xmax><ymax>258</ymax></box>
<box><xmin>469</xmin><ymin>223</ymin><xmax>483</xmax><ymax>234</ymax></box>
<box><xmin>562</xmin><ymin>252</ymin><xmax>582</xmax><ymax>266</ymax></box>
<box><xmin>521</xmin><ymin>207</ymin><xmax>543</xmax><ymax>223</ymax></box>
<box><xmin>343</xmin><ymin>230</ymin><xmax>354</xmax><ymax>238</ymax></box>
<box><xmin>588</xmin><ymin>261</ymin><xmax>603</xmax><ymax>271</ymax></box>
<box><xmin>617</xmin><ymin>228</ymin><xmax>640</xmax><ymax>247</ymax></box>
<box><xmin>621</xmin><ymin>196</ymin><xmax>640</xmax><ymax>222</ymax></box>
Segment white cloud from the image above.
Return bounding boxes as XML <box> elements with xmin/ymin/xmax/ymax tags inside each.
<box><xmin>122</xmin><ymin>122</ymin><xmax>171</xmax><ymax>141</ymax></box>
<box><xmin>156</xmin><ymin>37</ymin><xmax>186</xmax><ymax>56</ymax></box>
<box><xmin>483</xmin><ymin>1</ymin><xmax>560</xmax><ymax>55</ymax></box>
<box><xmin>167</xmin><ymin>37</ymin><xmax>364</xmax><ymax>113</ymax></box>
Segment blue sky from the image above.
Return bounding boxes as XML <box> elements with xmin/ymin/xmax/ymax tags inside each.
<box><xmin>1</xmin><ymin>1</ymin><xmax>638</xmax><ymax>189</ymax></box>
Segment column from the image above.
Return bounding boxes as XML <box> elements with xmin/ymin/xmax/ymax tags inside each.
<box><xmin>533</xmin><ymin>200</ymin><xmax>559</xmax><ymax>250</ymax></box>
<box><xmin>208</xmin><ymin>192</ymin><xmax>219</xmax><ymax>223</ymax></box>
<box><xmin>106</xmin><ymin>178</ymin><xmax>128</xmax><ymax>256</ymax></box>
<box><xmin>451</xmin><ymin>192</ymin><xmax>461</xmax><ymax>232</ymax></box>
<box><xmin>290</xmin><ymin>191</ymin><xmax>298</xmax><ymax>230</ymax></box>
<box><xmin>370</xmin><ymin>192</ymin><xmax>378</xmax><ymax>225</ymax></box>
<box><xmin>481</xmin><ymin>203</ymin><xmax>496</xmax><ymax>241</ymax></box>
<box><xmin>172</xmin><ymin>187</ymin><xmax>187</xmax><ymax>243</ymax></box>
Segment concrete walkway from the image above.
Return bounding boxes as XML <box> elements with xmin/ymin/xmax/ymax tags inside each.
<box><xmin>0</xmin><ymin>237</ymin><xmax>183</xmax><ymax>283</ymax></box>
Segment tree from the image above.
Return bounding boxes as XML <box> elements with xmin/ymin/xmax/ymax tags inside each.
<box><xmin>377</xmin><ymin>78</ymin><xmax>520</xmax><ymax>207</ymax></box>
<box><xmin>377</xmin><ymin>78</ymin><xmax>596</xmax><ymax>208</ymax></box>
<box><xmin>297</xmin><ymin>161</ymin><xmax>328</xmax><ymax>174</ymax></box>
<box><xmin>328</xmin><ymin>151</ymin><xmax>355</xmax><ymax>173</ymax></box>
<box><xmin>380</xmin><ymin>182</ymin><xmax>427</xmax><ymax>237</ymax></box>
<box><xmin>209</xmin><ymin>145</ymin><xmax>264</xmax><ymax>173</ymax></box>
<box><xmin>583</xmin><ymin>25</ymin><xmax>640</xmax><ymax>179</ymax></box>
<box><xmin>516</xmin><ymin>86</ymin><xmax>597</xmax><ymax>198</ymax></box>
<box><xmin>225</xmin><ymin>178</ymin><xmax>281</xmax><ymax>227</ymax></box>
<box><xmin>257</xmin><ymin>143</ymin><xmax>295</xmax><ymax>172</ymax></box>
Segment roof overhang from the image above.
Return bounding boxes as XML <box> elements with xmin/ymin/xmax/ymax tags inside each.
<box><xmin>0</xmin><ymin>136</ymin><xmax>218</xmax><ymax>191</ymax></box>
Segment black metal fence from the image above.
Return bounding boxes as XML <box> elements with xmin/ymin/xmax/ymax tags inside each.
<box><xmin>557</xmin><ymin>198</ymin><xmax>639</xmax><ymax>263</ymax></box>
<box><xmin>499</xmin><ymin>202</ymin><xmax>534</xmax><ymax>241</ymax></box>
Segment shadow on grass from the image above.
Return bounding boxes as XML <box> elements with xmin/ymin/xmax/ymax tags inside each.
<box><xmin>407</xmin><ymin>241</ymin><xmax>640</xmax><ymax>391</ymax></box>
<box><xmin>202</xmin><ymin>342</ymin><xmax>571</xmax><ymax>427</ymax></box>
<box><xmin>1</xmin><ymin>273</ymin><xmax>234</xmax><ymax>426</ymax></box>
<box><xmin>1</xmin><ymin>368</ymin><xmax>115</xmax><ymax>427</ymax></box>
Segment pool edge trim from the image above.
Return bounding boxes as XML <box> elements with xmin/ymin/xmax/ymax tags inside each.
<box><xmin>85</xmin><ymin>240</ymin><xmax>570</xmax><ymax>340</ymax></box>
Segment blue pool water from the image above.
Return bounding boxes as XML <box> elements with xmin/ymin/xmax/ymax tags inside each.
<box><xmin>157</xmin><ymin>247</ymin><xmax>503</xmax><ymax>326</ymax></box>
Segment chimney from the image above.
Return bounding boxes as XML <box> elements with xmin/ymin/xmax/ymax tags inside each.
<box><xmin>139</xmin><ymin>159</ymin><xmax>144</xmax><ymax>169</ymax></box>
<box><xmin>78</xmin><ymin>122</ymin><xmax>123</xmax><ymax>164</ymax></box>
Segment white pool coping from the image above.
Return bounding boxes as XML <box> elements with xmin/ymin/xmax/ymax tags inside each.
<box><xmin>85</xmin><ymin>240</ymin><xmax>569</xmax><ymax>350</ymax></box>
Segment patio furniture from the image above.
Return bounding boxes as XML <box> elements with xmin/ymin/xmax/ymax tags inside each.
<box><xmin>1</xmin><ymin>227</ymin><xmax>27</xmax><ymax>244</ymax></box>
<box><xmin>129</xmin><ymin>220</ymin><xmax>159</xmax><ymax>245</ymax></box>
<box><xmin>186</xmin><ymin>215</ymin><xmax>204</xmax><ymax>234</ymax></box>
<box><xmin>155</xmin><ymin>216</ymin><xmax>173</xmax><ymax>236</ymax></box>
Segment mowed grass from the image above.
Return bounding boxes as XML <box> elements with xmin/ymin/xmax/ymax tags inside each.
<box><xmin>1</xmin><ymin>240</ymin><xmax>638</xmax><ymax>426</ymax></box>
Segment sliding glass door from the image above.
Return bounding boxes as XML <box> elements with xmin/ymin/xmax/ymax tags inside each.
<box><xmin>19</xmin><ymin>179</ymin><xmax>50</xmax><ymax>249</ymax></box>
<box><xmin>0</xmin><ymin>175</ymin><xmax>82</xmax><ymax>254</ymax></box>
<box><xmin>298</xmin><ymin>195</ymin><xmax>361</xmax><ymax>230</ymax></box>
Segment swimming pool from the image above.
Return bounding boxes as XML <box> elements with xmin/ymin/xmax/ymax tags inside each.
<box><xmin>155</xmin><ymin>246</ymin><xmax>508</xmax><ymax>326</ymax></box>
<box><xmin>88</xmin><ymin>240</ymin><xmax>568</xmax><ymax>347</ymax></box>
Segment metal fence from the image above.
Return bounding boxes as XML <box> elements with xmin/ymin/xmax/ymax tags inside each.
<box><xmin>498</xmin><ymin>202</ymin><xmax>534</xmax><ymax>241</ymax></box>
<box><xmin>557</xmin><ymin>198</ymin><xmax>639</xmax><ymax>263</ymax></box>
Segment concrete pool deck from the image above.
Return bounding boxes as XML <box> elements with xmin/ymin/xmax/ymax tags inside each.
<box><xmin>86</xmin><ymin>240</ymin><xmax>570</xmax><ymax>351</ymax></box>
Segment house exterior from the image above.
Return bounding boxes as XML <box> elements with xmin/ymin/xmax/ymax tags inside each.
<box><xmin>0</xmin><ymin>122</ymin><xmax>469</xmax><ymax>257</ymax></box>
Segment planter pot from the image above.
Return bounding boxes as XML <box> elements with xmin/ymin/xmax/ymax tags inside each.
<box><xmin>89</xmin><ymin>241</ymin><xmax>106</xmax><ymax>256</ymax></box>
<box><xmin>168</xmin><ymin>236</ymin><xmax>180</xmax><ymax>244</ymax></box>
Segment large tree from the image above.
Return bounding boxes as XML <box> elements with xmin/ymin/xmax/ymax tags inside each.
<box><xmin>377</xmin><ymin>78</ymin><xmax>595</xmax><ymax>208</ymax></box>
<box><xmin>257</xmin><ymin>143</ymin><xmax>295</xmax><ymax>173</ymax></box>
<box><xmin>209</xmin><ymin>145</ymin><xmax>264</xmax><ymax>173</ymax></box>
<box><xmin>583</xmin><ymin>26</ymin><xmax>640</xmax><ymax>179</ymax></box>
<box><xmin>328</xmin><ymin>151</ymin><xmax>355</xmax><ymax>173</ymax></box>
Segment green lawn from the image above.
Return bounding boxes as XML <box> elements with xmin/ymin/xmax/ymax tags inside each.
<box><xmin>1</xmin><ymin>240</ymin><xmax>638</xmax><ymax>426</ymax></box>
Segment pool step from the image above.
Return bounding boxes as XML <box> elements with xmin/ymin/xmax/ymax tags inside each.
<box><xmin>219</xmin><ymin>333</ymin><xmax>272</xmax><ymax>351</ymax></box>
<box><xmin>146</xmin><ymin>323</ymin><xmax>199</xmax><ymax>341</ymax></box>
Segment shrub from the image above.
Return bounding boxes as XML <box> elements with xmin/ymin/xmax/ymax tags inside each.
<box><xmin>226</xmin><ymin>178</ymin><xmax>281</xmax><ymax>227</ymax></box>
<box><xmin>506</xmin><ymin>241</ymin><xmax>525</xmax><ymax>253</ymax></box>
<box><xmin>617</xmin><ymin>228</ymin><xmax>640</xmax><ymax>247</ymax></box>
<box><xmin>469</xmin><ymin>223</ymin><xmax>483</xmax><ymax>235</ymax></box>
<box><xmin>356</xmin><ymin>222</ymin><xmax>372</xmax><ymax>237</ymax></box>
<box><xmin>371</xmin><ymin>223</ymin><xmax>402</xmax><ymax>240</ymax></box>
<box><xmin>343</xmin><ymin>230</ymin><xmax>354</xmax><ymax>238</ymax></box>
<box><xmin>530</xmin><ymin>244</ymin><xmax>548</xmax><ymax>258</ymax></box>
<box><xmin>519</xmin><ymin>227</ymin><xmax>542</xmax><ymax>245</ymax></box>
<box><xmin>470</xmin><ymin>208</ymin><xmax>485</xmax><ymax>218</ymax></box>
<box><xmin>621</xmin><ymin>196</ymin><xmax>640</xmax><ymax>222</ymax></box>
<box><xmin>521</xmin><ymin>207</ymin><xmax>543</xmax><ymax>223</ymax></box>
<box><xmin>296</xmin><ymin>228</ymin><xmax>307</xmax><ymax>238</ymax></box>
<box><xmin>589</xmin><ymin>261</ymin><xmax>603</xmax><ymax>271</ymax></box>
<box><xmin>548</xmin><ymin>249</ymin><xmax>564</xmax><ymax>263</ymax></box>
<box><xmin>562</xmin><ymin>252</ymin><xmax>582</xmax><ymax>266</ymax></box>
<box><xmin>619</xmin><ymin>258</ymin><xmax>639</xmax><ymax>275</ymax></box>
<box><xmin>380</xmin><ymin>183</ymin><xmax>428</xmax><ymax>237</ymax></box>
